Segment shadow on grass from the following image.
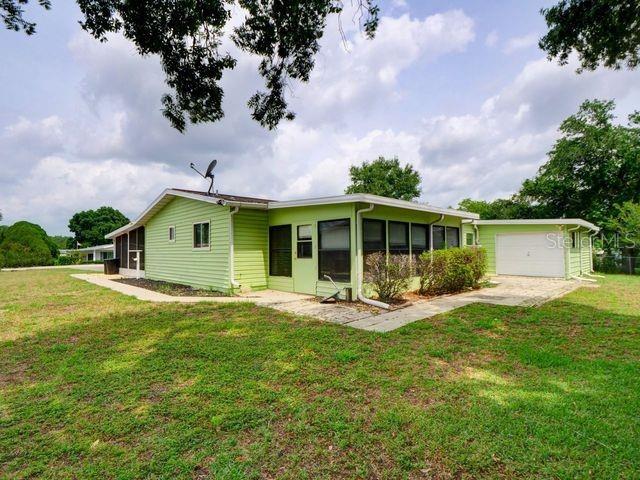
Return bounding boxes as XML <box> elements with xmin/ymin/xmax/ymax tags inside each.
<box><xmin>0</xmin><ymin>293</ymin><xmax>639</xmax><ymax>479</ymax></box>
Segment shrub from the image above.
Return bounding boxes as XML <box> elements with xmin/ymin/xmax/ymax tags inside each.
<box><xmin>364</xmin><ymin>252</ymin><xmax>412</xmax><ymax>302</ymax></box>
<box><xmin>0</xmin><ymin>221</ymin><xmax>57</xmax><ymax>268</ymax></box>
<box><xmin>417</xmin><ymin>247</ymin><xmax>487</xmax><ymax>296</ymax></box>
<box><xmin>54</xmin><ymin>253</ymin><xmax>83</xmax><ymax>266</ymax></box>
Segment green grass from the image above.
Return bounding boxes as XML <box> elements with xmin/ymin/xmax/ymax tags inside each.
<box><xmin>1</xmin><ymin>270</ymin><xmax>639</xmax><ymax>479</ymax></box>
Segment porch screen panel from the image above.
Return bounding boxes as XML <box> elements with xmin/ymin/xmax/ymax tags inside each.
<box><xmin>318</xmin><ymin>219</ymin><xmax>350</xmax><ymax>282</ymax></box>
<box><xmin>446</xmin><ymin>227</ymin><xmax>460</xmax><ymax>248</ymax></box>
<box><xmin>389</xmin><ymin>221</ymin><xmax>409</xmax><ymax>255</ymax></box>
<box><xmin>363</xmin><ymin>219</ymin><xmax>385</xmax><ymax>272</ymax></box>
<box><xmin>269</xmin><ymin>225</ymin><xmax>292</xmax><ymax>277</ymax></box>
<box><xmin>128</xmin><ymin>229</ymin><xmax>138</xmax><ymax>269</ymax></box>
<box><xmin>411</xmin><ymin>224</ymin><xmax>429</xmax><ymax>260</ymax></box>
<box><xmin>118</xmin><ymin>234</ymin><xmax>129</xmax><ymax>269</ymax></box>
<box><xmin>115</xmin><ymin>236</ymin><xmax>122</xmax><ymax>265</ymax></box>
<box><xmin>432</xmin><ymin>225</ymin><xmax>446</xmax><ymax>250</ymax></box>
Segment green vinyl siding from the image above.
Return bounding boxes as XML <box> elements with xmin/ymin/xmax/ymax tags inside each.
<box><xmin>233</xmin><ymin>209</ymin><xmax>268</xmax><ymax>291</ymax></box>
<box><xmin>581</xmin><ymin>232</ymin><xmax>593</xmax><ymax>273</ymax></box>
<box><xmin>567</xmin><ymin>228</ymin><xmax>593</xmax><ymax>277</ymax></box>
<box><xmin>145</xmin><ymin>197</ymin><xmax>231</xmax><ymax>292</ymax></box>
<box><xmin>567</xmin><ymin>228</ymin><xmax>582</xmax><ymax>278</ymax></box>
<box><xmin>462</xmin><ymin>223</ymin><xmax>475</xmax><ymax>246</ymax></box>
<box><xmin>268</xmin><ymin>203</ymin><xmax>356</xmax><ymax>298</ymax></box>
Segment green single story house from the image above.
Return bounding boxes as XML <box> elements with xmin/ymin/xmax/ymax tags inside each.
<box><xmin>105</xmin><ymin>188</ymin><xmax>599</xmax><ymax>304</ymax></box>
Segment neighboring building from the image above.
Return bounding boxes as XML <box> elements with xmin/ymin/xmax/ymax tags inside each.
<box><xmin>60</xmin><ymin>243</ymin><xmax>115</xmax><ymax>262</ymax></box>
<box><xmin>105</xmin><ymin>188</ymin><xmax>599</xmax><ymax>300</ymax></box>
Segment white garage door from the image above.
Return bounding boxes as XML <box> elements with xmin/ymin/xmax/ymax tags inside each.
<box><xmin>496</xmin><ymin>233</ymin><xmax>565</xmax><ymax>277</ymax></box>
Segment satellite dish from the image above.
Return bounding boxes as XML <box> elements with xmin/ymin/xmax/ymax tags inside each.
<box><xmin>190</xmin><ymin>159</ymin><xmax>218</xmax><ymax>195</ymax></box>
<box><xmin>205</xmin><ymin>159</ymin><xmax>217</xmax><ymax>178</ymax></box>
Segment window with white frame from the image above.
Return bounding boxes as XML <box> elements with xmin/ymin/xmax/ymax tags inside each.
<box><xmin>168</xmin><ymin>226</ymin><xmax>176</xmax><ymax>242</ymax></box>
<box><xmin>571</xmin><ymin>231</ymin><xmax>579</xmax><ymax>249</ymax></box>
<box><xmin>193</xmin><ymin>222</ymin><xmax>210</xmax><ymax>249</ymax></box>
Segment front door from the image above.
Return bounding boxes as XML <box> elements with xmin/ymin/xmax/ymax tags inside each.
<box><xmin>293</xmin><ymin>223</ymin><xmax>316</xmax><ymax>294</ymax></box>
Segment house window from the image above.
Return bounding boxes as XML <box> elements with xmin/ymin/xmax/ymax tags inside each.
<box><xmin>389</xmin><ymin>222</ymin><xmax>410</xmax><ymax>256</ymax></box>
<box><xmin>363</xmin><ymin>219</ymin><xmax>386</xmax><ymax>271</ymax></box>
<box><xmin>318</xmin><ymin>219</ymin><xmax>350</xmax><ymax>282</ymax></box>
<box><xmin>465</xmin><ymin>232</ymin><xmax>475</xmax><ymax>246</ymax></box>
<box><xmin>571</xmin><ymin>231</ymin><xmax>579</xmax><ymax>249</ymax></box>
<box><xmin>446</xmin><ymin>227</ymin><xmax>460</xmax><ymax>248</ymax></box>
<box><xmin>432</xmin><ymin>225</ymin><xmax>446</xmax><ymax>250</ymax></box>
<box><xmin>411</xmin><ymin>224</ymin><xmax>429</xmax><ymax>259</ymax></box>
<box><xmin>168</xmin><ymin>226</ymin><xmax>176</xmax><ymax>242</ymax></box>
<box><xmin>269</xmin><ymin>225</ymin><xmax>292</xmax><ymax>276</ymax></box>
<box><xmin>297</xmin><ymin>224</ymin><xmax>312</xmax><ymax>259</ymax></box>
<box><xmin>193</xmin><ymin>222</ymin><xmax>210</xmax><ymax>249</ymax></box>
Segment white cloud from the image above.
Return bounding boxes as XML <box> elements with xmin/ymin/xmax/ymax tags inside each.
<box><xmin>503</xmin><ymin>33</ymin><xmax>538</xmax><ymax>54</ymax></box>
<box><xmin>485</xmin><ymin>30</ymin><xmax>498</xmax><ymax>47</ymax></box>
<box><xmin>292</xmin><ymin>10</ymin><xmax>475</xmax><ymax>123</ymax></box>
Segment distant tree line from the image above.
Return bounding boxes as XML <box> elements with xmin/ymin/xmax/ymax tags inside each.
<box><xmin>0</xmin><ymin>206</ymin><xmax>128</xmax><ymax>268</ymax></box>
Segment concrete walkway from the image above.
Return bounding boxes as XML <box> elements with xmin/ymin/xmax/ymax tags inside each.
<box><xmin>71</xmin><ymin>274</ymin><xmax>586</xmax><ymax>333</ymax></box>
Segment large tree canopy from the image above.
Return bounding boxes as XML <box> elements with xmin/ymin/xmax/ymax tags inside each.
<box><xmin>540</xmin><ymin>0</ymin><xmax>640</xmax><ymax>71</ymax></box>
<box><xmin>3</xmin><ymin>0</ymin><xmax>379</xmax><ymax>132</ymax></box>
<box><xmin>520</xmin><ymin>99</ymin><xmax>640</xmax><ymax>226</ymax></box>
<box><xmin>68</xmin><ymin>206</ymin><xmax>129</xmax><ymax>247</ymax></box>
<box><xmin>345</xmin><ymin>156</ymin><xmax>422</xmax><ymax>201</ymax></box>
<box><xmin>457</xmin><ymin>197</ymin><xmax>541</xmax><ymax>220</ymax></box>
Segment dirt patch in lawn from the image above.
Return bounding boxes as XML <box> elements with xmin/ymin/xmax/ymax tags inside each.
<box><xmin>114</xmin><ymin>278</ymin><xmax>227</xmax><ymax>297</ymax></box>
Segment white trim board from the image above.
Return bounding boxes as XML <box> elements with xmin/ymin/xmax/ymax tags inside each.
<box><xmin>473</xmin><ymin>218</ymin><xmax>599</xmax><ymax>232</ymax></box>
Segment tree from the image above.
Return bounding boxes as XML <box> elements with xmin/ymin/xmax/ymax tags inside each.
<box><xmin>540</xmin><ymin>1</ymin><xmax>640</xmax><ymax>72</ymax></box>
<box><xmin>519</xmin><ymin>99</ymin><xmax>640</xmax><ymax>226</ymax></box>
<box><xmin>68</xmin><ymin>206</ymin><xmax>129</xmax><ymax>247</ymax></box>
<box><xmin>457</xmin><ymin>197</ymin><xmax>541</xmax><ymax>220</ymax></box>
<box><xmin>3</xmin><ymin>0</ymin><xmax>379</xmax><ymax>132</ymax></box>
<box><xmin>49</xmin><ymin>235</ymin><xmax>74</xmax><ymax>249</ymax></box>
<box><xmin>607</xmin><ymin>201</ymin><xmax>640</xmax><ymax>273</ymax></box>
<box><xmin>0</xmin><ymin>221</ymin><xmax>58</xmax><ymax>267</ymax></box>
<box><xmin>345</xmin><ymin>157</ymin><xmax>421</xmax><ymax>201</ymax></box>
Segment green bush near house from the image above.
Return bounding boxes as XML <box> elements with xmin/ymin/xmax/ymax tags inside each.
<box><xmin>417</xmin><ymin>247</ymin><xmax>487</xmax><ymax>296</ymax></box>
<box><xmin>0</xmin><ymin>221</ymin><xmax>59</xmax><ymax>268</ymax></box>
<box><xmin>364</xmin><ymin>252</ymin><xmax>412</xmax><ymax>302</ymax></box>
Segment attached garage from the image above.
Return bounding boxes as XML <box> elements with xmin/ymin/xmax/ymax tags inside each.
<box><xmin>495</xmin><ymin>232</ymin><xmax>564</xmax><ymax>277</ymax></box>
<box><xmin>470</xmin><ymin>219</ymin><xmax>600</xmax><ymax>279</ymax></box>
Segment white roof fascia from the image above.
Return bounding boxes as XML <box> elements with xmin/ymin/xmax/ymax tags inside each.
<box><xmin>268</xmin><ymin>194</ymin><xmax>479</xmax><ymax>219</ymax></box>
<box><xmin>473</xmin><ymin>218</ymin><xmax>599</xmax><ymax>232</ymax></box>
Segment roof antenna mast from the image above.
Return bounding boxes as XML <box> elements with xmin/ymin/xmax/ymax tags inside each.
<box><xmin>190</xmin><ymin>159</ymin><xmax>217</xmax><ymax>196</ymax></box>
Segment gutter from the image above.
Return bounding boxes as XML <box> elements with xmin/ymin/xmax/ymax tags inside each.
<box><xmin>356</xmin><ymin>204</ymin><xmax>390</xmax><ymax>309</ymax></box>
<box><xmin>229</xmin><ymin>206</ymin><xmax>241</xmax><ymax>290</ymax></box>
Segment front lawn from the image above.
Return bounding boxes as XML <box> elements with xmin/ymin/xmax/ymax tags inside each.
<box><xmin>0</xmin><ymin>270</ymin><xmax>638</xmax><ymax>479</ymax></box>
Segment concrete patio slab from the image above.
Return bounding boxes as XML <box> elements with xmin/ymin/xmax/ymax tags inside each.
<box><xmin>71</xmin><ymin>273</ymin><xmax>589</xmax><ymax>333</ymax></box>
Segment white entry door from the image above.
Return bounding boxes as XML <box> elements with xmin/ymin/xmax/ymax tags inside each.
<box><xmin>495</xmin><ymin>232</ymin><xmax>565</xmax><ymax>277</ymax></box>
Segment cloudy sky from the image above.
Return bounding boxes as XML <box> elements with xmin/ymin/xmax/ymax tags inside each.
<box><xmin>2</xmin><ymin>0</ymin><xmax>640</xmax><ymax>235</ymax></box>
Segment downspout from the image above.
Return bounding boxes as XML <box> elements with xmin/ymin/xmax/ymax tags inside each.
<box><xmin>356</xmin><ymin>204</ymin><xmax>390</xmax><ymax>309</ymax></box>
<box><xmin>229</xmin><ymin>206</ymin><xmax>241</xmax><ymax>291</ymax></box>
